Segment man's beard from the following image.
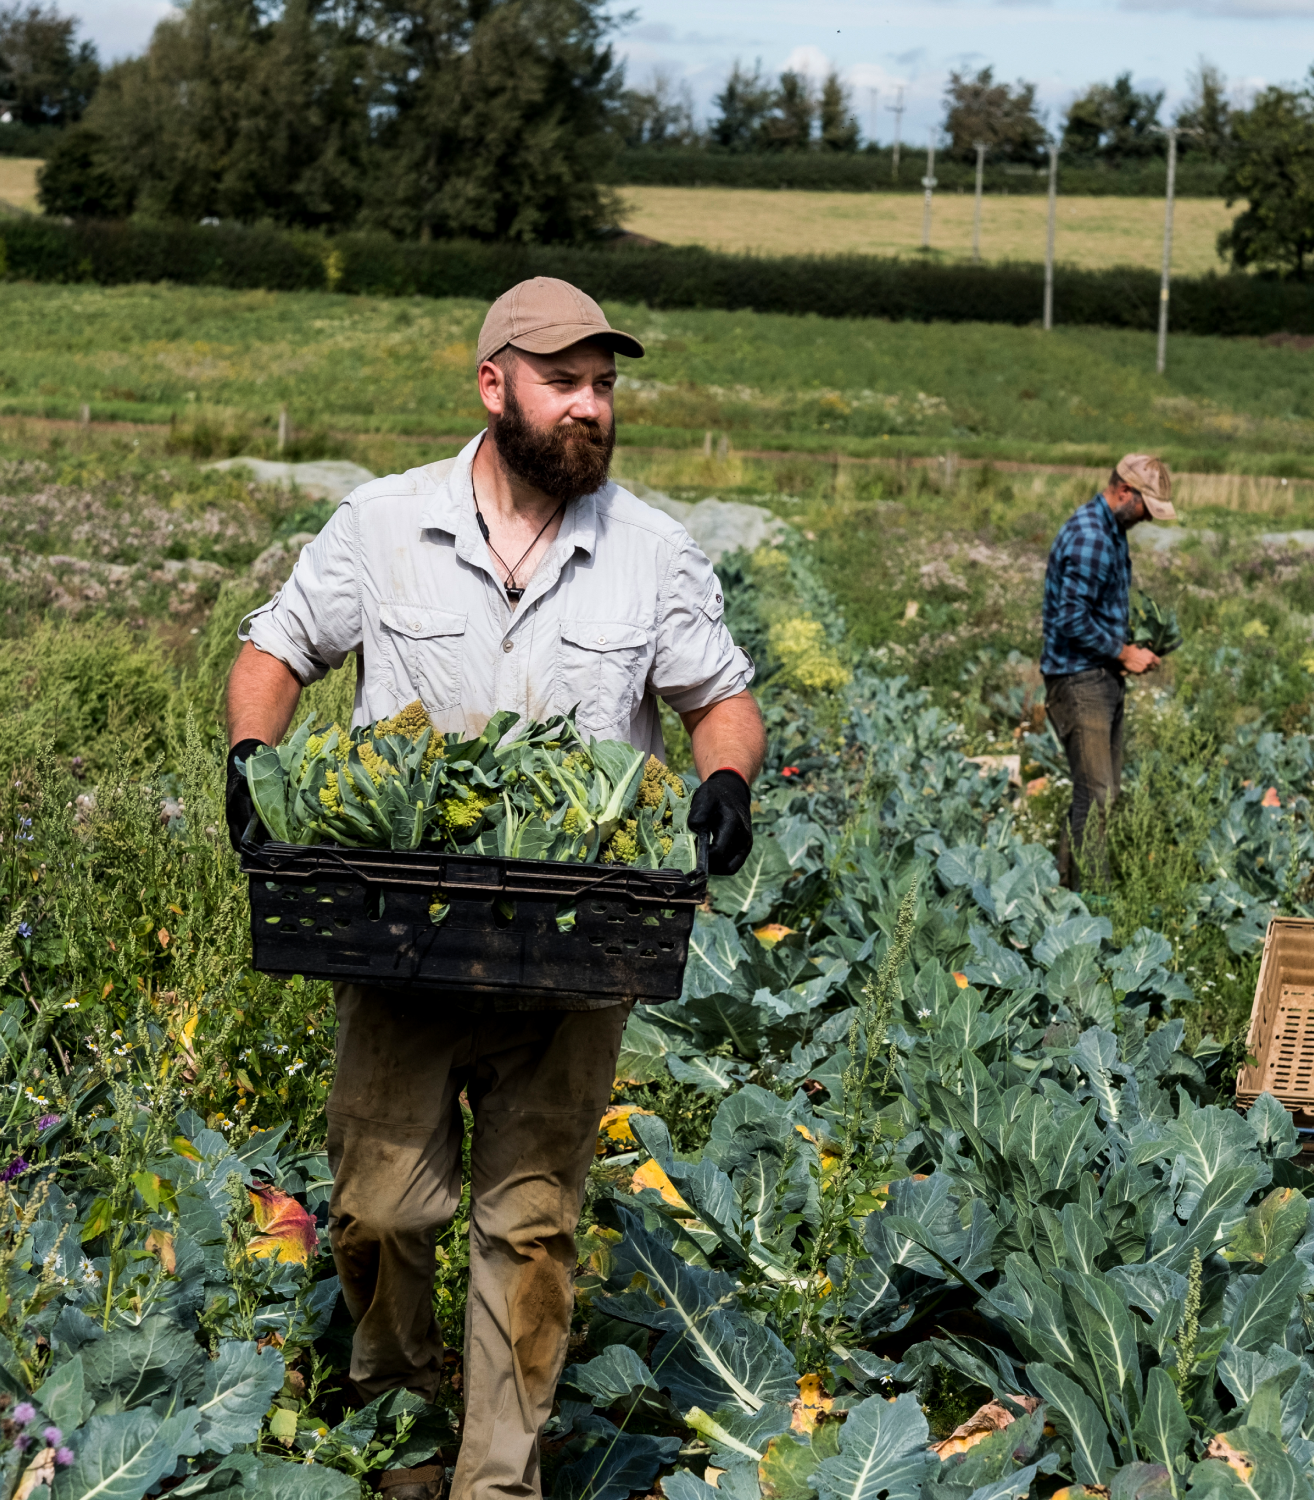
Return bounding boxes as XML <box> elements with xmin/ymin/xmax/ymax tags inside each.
<box><xmin>492</xmin><ymin>380</ymin><xmax>615</xmax><ymax>503</ymax></box>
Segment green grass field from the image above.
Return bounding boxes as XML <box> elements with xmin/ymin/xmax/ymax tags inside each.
<box><xmin>3</xmin><ymin>282</ymin><xmax>1314</xmax><ymax>476</ymax></box>
<box><xmin>618</xmin><ymin>184</ymin><xmax>1236</xmax><ymax>275</ymax></box>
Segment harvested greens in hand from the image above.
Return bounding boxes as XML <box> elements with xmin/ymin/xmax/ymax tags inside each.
<box><xmin>1129</xmin><ymin>589</ymin><xmax>1183</xmax><ymax>655</ymax></box>
<box><xmin>240</xmin><ymin>701</ymin><xmax>695</xmax><ymax>870</ymax></box>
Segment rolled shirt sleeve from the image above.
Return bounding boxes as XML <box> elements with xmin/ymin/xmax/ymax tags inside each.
<box><xmin>649</xmin><ymin>537</ymin><xmax>755</xmax><ymax>713</ymax></box>
<box><xmin>239</xmin><ymin>501</ymin><xmax>362</xmax><ymax>685</ymax></box>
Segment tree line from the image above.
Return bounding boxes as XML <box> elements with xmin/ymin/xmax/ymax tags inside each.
<box><xmin>1</xmin><ymin>0</ymin><xmax>1313</xmax><ymax>274</ymax></box>
<box><xmin>623</xmin><ymin>61</ymin><xmax>1231</xmax><ymax>164</ymax></box>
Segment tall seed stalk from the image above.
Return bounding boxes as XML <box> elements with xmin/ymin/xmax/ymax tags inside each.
<box><xmin>790</xmin><ymin>881</ymin><xmax>918</xmax><ymax>1371</ymax></box>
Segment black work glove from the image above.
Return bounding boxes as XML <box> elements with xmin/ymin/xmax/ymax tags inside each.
<box><xmin>226</xmin><ymin>739</ymin><xmax>267</xmax><ymax>851</ymax></box>
<box><xmin>688</xmin><ymin>768</ymin><xmax>754</xmax><ymax>877</ymax></box>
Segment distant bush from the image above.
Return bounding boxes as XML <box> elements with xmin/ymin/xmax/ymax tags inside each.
<box><xmin>607</xmin><ymin>146</ymin><xmax>1229</xmax><ymax>198</ymax></box>
<box><xmin>2</xmin><ymin>215</ymin><xmax>1313</xmax><ymax>336</ymax></box>
<box><xmin>0</xmin><ymin>120</ymin><xmax>62</xmax><ymax>157</ymax></box>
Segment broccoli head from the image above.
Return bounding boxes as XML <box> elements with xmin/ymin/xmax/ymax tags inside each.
<box><xmin>356</xmin><ymin>742</ymin><xmax>397</xmax><ymax>788</ymax></box>
<box><xmin>442</xmin><ymin>789</ymin><xmax>497</xmax><ymax>834</ymax></box>
<box><xmin>638</xmin><ymin>755</ymin><xmax>686</xmax><ymax>809</ymax></box>
<box><xmin>602</xmin><ymin>819</ymin><xmax>639</xmax><ymax>864</ymax></box>
<box><xmin>377</xmin><ymin>700</ymin><xmax>433</xmax><ymax>740</ymax></box>
<box><xmin>319</xmin><ymin>769</ymin><xmax>343</xmax><ymax>814</ymax></box>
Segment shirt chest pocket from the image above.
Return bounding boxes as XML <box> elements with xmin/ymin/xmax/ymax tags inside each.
<box><xmin>378</xmin><ymin>603</ymin><xmax>467</xmax><ymax>712</ymax></box>
<box><xmin>556</xmin><ymin>621</ymin><xmax>649</xmax><ymax>734</ymax></box>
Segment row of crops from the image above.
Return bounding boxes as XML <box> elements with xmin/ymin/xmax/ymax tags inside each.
<box><xmin>0</xmin><ymin>537</ymin><xmax>1312</xmax><ymax>1499</ymax></box>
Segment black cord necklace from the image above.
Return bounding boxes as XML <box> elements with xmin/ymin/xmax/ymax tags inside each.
<box><xmin>472</xmin><ymin>487</ymin><xmax>564</xmax><ymax>605</ymax></box>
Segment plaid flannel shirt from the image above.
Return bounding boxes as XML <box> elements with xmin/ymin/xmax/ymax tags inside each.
<box><xmin>1041</xmin><ymin>495</ymin><xmax>1130</xmax><ymax>676</ymax></box>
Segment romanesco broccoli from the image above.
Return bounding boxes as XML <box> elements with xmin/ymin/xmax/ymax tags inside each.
<box><xmin>638</xmin><ymin>755</ymin><xmax>685</xmax><ymax>808</ymax></box>
<box><xmin>603</xmin><ymin>819</ymin><xmax>639</xmax><ymax>864</ymax></box>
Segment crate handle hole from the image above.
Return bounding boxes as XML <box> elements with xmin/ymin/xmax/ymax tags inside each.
<box><xmin>265</xmin><ymin>915</ymin><xmax>281</xmax><ymax>925</ymax></box>
<box><xmin>363</xmin><ymin>890</ymin><xmax>387</xmax><ymax>921</ymax></box>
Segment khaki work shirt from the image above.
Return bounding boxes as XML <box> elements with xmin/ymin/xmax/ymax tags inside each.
<box><xmin>242</xmin><ymin>430</ymin><xmax>754</xmax><ymax>767</ymax></box>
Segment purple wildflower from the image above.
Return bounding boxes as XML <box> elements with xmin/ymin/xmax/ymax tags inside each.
<box><xmin>41</xmin><ymin>1427</ymin><xmax>60</xmax><ymax>1446</ymax></box>
<box><xmin>12</xmin><ymin>1403</ymin><xmax>34</xmax><ymax>1424</ymax></box>
<box><xmin>13</xmin><ymin>1433</ymin><xmax>28</xmax><ymax>1453</ymax></box>
<box><xmin>16</xmin><ymin>923</ymin><xmax>30</xmax><ymax>939</ymax></box>
<box><xmin>55</xmin><ymin>1447</ymin><xmax>74</xmax><ymax>1467</ymax></box>
<box><xmin>35</xmin><ymin>1115</ymin><xmax>59</xmax><ymax>1132</ymax></box>
<box><xmin>0</xmin><ymin>1159</ymin><xmax>29</xmax><ymax>1184</ymax></box>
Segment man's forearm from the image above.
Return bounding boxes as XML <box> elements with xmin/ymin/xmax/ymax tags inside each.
<box><xmin>681</xmin><ymin>691</ymin><xmax>766</xmax><ymax>783</ymax></box>
<box><xmin>227</xmin><ymin>641</ymin><xmax>304</xmax><ymax>746</ymax></box>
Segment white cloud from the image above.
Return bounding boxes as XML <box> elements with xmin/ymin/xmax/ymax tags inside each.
<box><xmin>781</xmin><ymin>44</ymin><xmax>836</xmax><ymax>79</ymax></box>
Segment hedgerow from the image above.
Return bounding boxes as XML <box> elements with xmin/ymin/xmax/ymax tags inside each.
<box><xmin>3</xmin><ymin>217</ymin><xmax>1313</xmax><ymax>336</ymax></box>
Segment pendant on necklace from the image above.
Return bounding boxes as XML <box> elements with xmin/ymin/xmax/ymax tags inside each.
<box><xmin>505</xmin><ymin>586</ymin><xmax>525</xmax><ymax>604</ymax></box>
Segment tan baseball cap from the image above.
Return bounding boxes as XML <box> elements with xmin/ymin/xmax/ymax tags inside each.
<box><xmin>476</xmin><ymin>277</ymin><xmax>644</xmax><ymax>365</ymax></box>
<box><xmin>1116</xmin><ymin>454</ymin><xmax>1176</xmax><ymax>520</ymax></box>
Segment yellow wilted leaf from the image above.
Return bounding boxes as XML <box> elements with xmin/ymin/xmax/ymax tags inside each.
<box><xmin>145</xmin><ymin>1228</ymin><xmax>176</xmax><ymax>1275</ymax></box>
<box><xmin>932</xmin><ymin>1397</ymin><xmax>1040</xmax><ymax>1458</ymax></box>
<box><xmin>247</xmin><ymin>1186</ymin><xmax>318</xmax><ymax>1266</ymax></box>
<box><xmin>171</xmin><ymin>1135</ymin><xmax>202</xmax><ymax>1163</ymax></box>
<box><xmin>791</xmin><ymin>1373</ymin><xmax>834</xmax><ymax>1433</ymax></box>
<box><xmin>597</xmin><ymin>1104</ymin><xmax>653</xmax><ymax>1152</ymax></box>
<box><xmin>13</xmin><ymin>1448</ymin><xmax>56</xmax><ymax>1500</ymax></box>
<box><xmin>753</xmin><ymin>924</ymin><xmax>795</xmax><ymax>947</ymax></box>
<box><xmin>952</xmin><ymin>972</ymin><xmax>969</xmax><ymax>988</ymax></box>
<box><xmin>158</xmin><ymin>929</ymin><xmax>170</xmax><ymax>947</ymax></box>
<box><xmin>630</xmin><ymin>1159</ymin><xmax>688</xmax><ymax>1210</ymax></box>
<box><xmin>1205</xmin><ymin>1435</ymin><xmax>1253</xmax><ymax>1480</ymax></box>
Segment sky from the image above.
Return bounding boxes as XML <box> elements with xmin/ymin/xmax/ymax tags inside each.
<box><xmin>72</xmin><ymin>0</ymin><xmax>1311</xmax><ymax>143</ymax></box>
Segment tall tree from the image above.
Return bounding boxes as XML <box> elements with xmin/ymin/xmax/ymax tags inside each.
<box><xmin>1062</xmin><ymin>72</ymin><xmax>1164</xmax><ymax>160</ymax></box>
<box><xmin>942</xmin><ymin>66</ymin><xmax>1046</xmax><ymax>164</ymax></box>
<box><xmin>818</xmin><ymin>71</ymin><xmax>859</xmax><ymax>152</ymax></box>
<box><xmin>50</xmin><ymin>0</ymin><xmax>372</xmax><ymax>228</ymax></box>
<box><xmin>760</xmin><ymin>70</ymin><xmax>813</xmax><ymax>151</ymax></box>
<box><xmin>365</xmin><ymin>0</ymin><xmax>623</xmax><ymax>241</ymax></box>
<box><xmin>710</xmin><ymin>59</ymin><xmax>774</xmax><ymax>152</ymax></box>
<box><xmin>1218</xmin><ymin>78</ymin><xmax>1314</xmax><ymax>278</ymax></box>
<box><xmin>0</xmin><ymin>1</ymin><xmax>98</xmax><ymax>124</ymax></box>
<box><xmin>617</xmin><ymin>66</ymin><xmax>698</xmax><ymax>148</ymax></box>
<box><xmin>1175</xmin><ymin>58</ymin><xmax>1231</xmax><ymax>159</ymax></box>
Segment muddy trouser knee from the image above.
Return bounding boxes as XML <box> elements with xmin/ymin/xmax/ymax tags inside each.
<box><xmin>1044</xmin><ymin>666</ymin><xmax>1124</xmax><ymax>885</ymax></box>
<box><xmin>325</xmin><ymin>984</ymin><xmax>627</xmax><ymax>1500</ymax></box>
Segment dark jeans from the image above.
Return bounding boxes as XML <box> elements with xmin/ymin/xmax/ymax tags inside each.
<box><xmin>1044</xmin><ymin>666</ymin><xmax>1124</xmax><ymax>889</ymax></box>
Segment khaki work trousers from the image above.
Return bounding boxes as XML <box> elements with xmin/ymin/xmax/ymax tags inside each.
<box><xmin>326</xmin><ymin>984</ymin><xmax>627</xmax><ymax>1500</ymax></box>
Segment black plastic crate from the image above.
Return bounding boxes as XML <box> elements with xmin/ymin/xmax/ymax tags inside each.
<box><xmin>240</xmin><ymin>835</ymin><xmax>707</xmax><ymax>1003</ymax></box>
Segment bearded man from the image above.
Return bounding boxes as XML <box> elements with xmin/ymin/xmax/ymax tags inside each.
<box><xmin>222</xmin><ymin>278</ymin><xmax>764</xmax><ymax>1500</ymax></box>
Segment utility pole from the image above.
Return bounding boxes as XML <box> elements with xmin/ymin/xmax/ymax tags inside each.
<box><xmin>1156</xmin><ymin>126</ymin><xmax>1178</xmax><ymax>375</ymax></box>
<box><xmin>971</xmin><ymin>142</ymin><xmax>986</xmax><ymax>264</ymax></box>
<box><xmin>1043</xmin><ymin>142</ymin><xmax>1058</xmax><ymax>331</ymax></box>
<box><xmin>868</xmin><ymin>87</ymin><xmax>878</xmax><ymax>147</ymax></box>
<box><xmin>921</xmin><ymin>132</ymin><xmax>937</xmax><ymax>249</ymax></box>
<box><xmin>887</xmin><ymin>88</ymin><xmax>905</xmax><ymax>181</ymax></box>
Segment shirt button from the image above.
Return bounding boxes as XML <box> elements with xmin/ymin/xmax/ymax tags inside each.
<box><xmin>502</xmin><ymin>640</ymin><xmax>514</xmax><ymax>653</ymax></box>
<box><xmin>598</xmin><ymin>636</ymin><xmax>606</xmax><ymax>644</ymax></box>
